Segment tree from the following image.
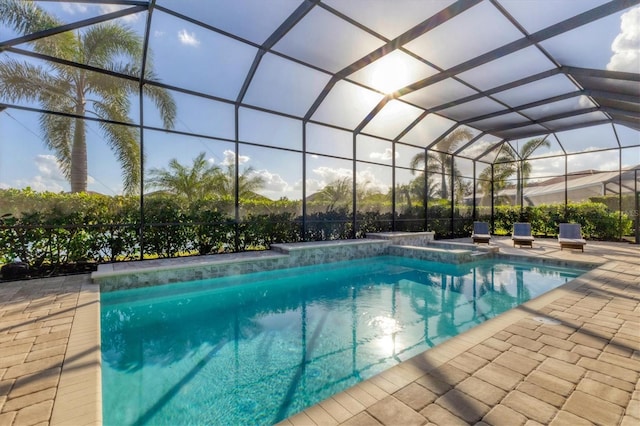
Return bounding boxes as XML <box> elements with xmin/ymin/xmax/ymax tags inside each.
<box><xmin>409</xmin><ymin>128</ymin><xmax>473</xmax><ymax>200</ymax></box>
<box><xmin>146</xmin><ymin>152</ymin><xmax>223</xmax><ymax>203</ymax></box>
<box><xmin>315</xmin><ymin>177</ymin><xmax>352</xmax><ymax>212</ymax></box>
<box><xmin>511</xmin><ymin>138</ymin><xmax>552</xmax><ymax>204</ymax></box>
<box><xmin>477</xmin><ymin>161</ymin><xmax>513</xmax><ymax>205</ymax></box>
<box><xmin>0</xmin><ymin>0</ymin><xmax>176</xmax><ymax>193</ymax></box>
<box><xmin>479</xmin><ymin>138</ymin><xmax>551</xmax><ymax>205</ymax></box>
<box><xmin>147</xmin><ymin>152</ymin><xmax>266</xmax><ymax>201</ymax></box>
<box><xmin>215</xmin><ymin>164</ymin><xmax>266</xmax><ymax>200</ymax></box>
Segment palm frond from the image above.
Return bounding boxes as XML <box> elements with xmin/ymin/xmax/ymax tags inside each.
<box><xmin>0</xmin><ymin>59</ymin><xmax>71</xmax><ymax>105</ymax></box>
<box><xmin>409</xmin><ymin>151</ymin><xmax>425</xmax><ymax>171</ymax></box>
<box><xmin>90</xmin><ymin>93</ymin><xmax>132</xmax><ymax>124</ymax></box>
<box><xmin>0</xmin><ymin>0</ymin><xmax>77</xmax><ymax>58</ymax></box>
<box><xmin>520</xmin><ymin>138</ymin><xmax>551</xmax><ymax>159</ymax></box>
<box><xmin>81</xmin><ymin>23</ymin><xmax>142</xmax><ymax>69</ymax></box>
<box><xmin>143</xmin><ymin>84</ymin><xmax>176</xmax><ymax>129</ymax></box>
<box><xmin>97</xmin><ymin>119</ymin><xmax>140</xmax><ymax>194</ymax></box>
<box><xmin>38</xmin><ymin>113</ymin><xmax>73</xmax><ymax>179</ymax></box>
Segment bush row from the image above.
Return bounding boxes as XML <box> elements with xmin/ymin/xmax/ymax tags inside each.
<box><xmin>0</xmin><ymin>189</ymin><xmax>633</xmax><ymax>269</ymax></box>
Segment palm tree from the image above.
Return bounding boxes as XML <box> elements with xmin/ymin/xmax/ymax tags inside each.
<box><xmin>148</xmin><ymin>152</ymin><xmax>266</xmax><ymax>201</ymax></box>
<box><xmin>215</xmin><ymin>164</ymin><xmax>266</xmax><ymax>200</ymax></box>
<box><xmin>409</xmin><ymin>128</ymin><xmax>473</xmax><ymax>200</ymax></box>
<box><xmin>396</xmin><ymin>175</ymin><xmax>437</xmax><ymax>211</ymax></box>
<box><xmin>479</xmin><ymin>138</ymin><xmax>551</xmax><ymax>205</ymax></box>
<box><xmin>0</xmin><ymin>0</ymin><xmax>176</xmax><ymax>193</ymax></box>
<box><xmin>146</xmin><ymin>152</ymin><xmax>223</xmax><ymax>203</ymax></box>
<box><xmin>315</xmin><ymin>177</ymin><xmax>352</xmax><ymax>212</ymax></box>
<box><xmin>477</xmin><ymin>161</ymin><xmax>513</xmax><ymax>205</ymax></box>
<box><xmin>512</xmin><ymin>138</ymin><xmax>551</xmax><ymax>204</ymax></box>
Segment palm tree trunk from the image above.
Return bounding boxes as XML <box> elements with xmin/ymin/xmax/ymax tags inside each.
<box><xmin>404</xmin><ymin>188</ymin><xmax>412</xmax><ymax>208</ymax></box>
<box><xmin>70</xmin><ymin>87</ymin><xmax>87</xmax><ymax>193</ymax></box>
<box><xmin>440</xmin><ymin>158</ymin><xmax>448</xmax><ymax>199</ymax></box>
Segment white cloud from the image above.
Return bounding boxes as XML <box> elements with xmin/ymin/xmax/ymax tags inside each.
<box><xmin>300</xmin><ymin>179</ymin><xmax>321</xmax><ymax>193</ymax></box>
<box><xmin>154</xmin><ymin>30</ymin><xmax>166</xmax><ymax>38</ymax></box>
<box><xmin>249</xmin><ymin>169</ymin><xmax>289</xmax><ymax>193</ymax></box>
<box><xmin>13</xmin><ymin>176</ymin><xmax>65</xmax><ymax>193</ymax></box>
<box><xmin>222</xmin><ymin>150</ymin><xmax>249</xmax><ymax>166</ymax></box>
<box><xmin>61</xmin><ymin>4</ymin><xmax>88</xmax><ymax>14</ymax></box>
<box><xmin>607</xmin><ymin>7</ymin><xmax>640</xmax><ymax>72</ymax></box>
<box><xmin>178</xmin><ymin>29</ymin><xmax>200</xmax><ymax>46</ymax></box>
<box><xmin>35</xmin><ymin>155</ymin><xmax>66</xmax><ymax>181</ymax></box>
<box><xmin>59</xmin><ymin>3</ymin><xmax>139</xmax><ymax>22</ymax></box>
<box><xmin>369</xmin><ymin>148</ymin><xmax>398</xmax><ymax>161</ymax></box>
<box><xmin>99</xmin><ymin>5</ymin><xmax>140</xmax><ymax>22</ymax></box>
<box><xmin>9</xmin><ymin>154</ymin><xmax>68</xmax><ymax>192</ymax></box>
<box><xmin>356</xmin><ymin>168</ymin><xmax>390</xmax><ymax>193</ymax></box>
<box><xmin>308</xmin><ymin>166</ymin><xmax>390</xmax><ymax>194</ymax></box>
<box><xmin>311</xmin><ymin>166</ymin><xmax>352</xmax><ymax>186</ymax></box>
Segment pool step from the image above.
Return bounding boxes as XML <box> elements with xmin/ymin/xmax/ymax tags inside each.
<box><xmin>388</xmin><ymin>245</ymin><xmax>474</xmax><ymax>264</ymax></box>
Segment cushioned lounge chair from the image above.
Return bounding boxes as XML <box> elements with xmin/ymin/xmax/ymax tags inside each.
<box><xmin>472</xmin><ymin>221</ymin><xmax>491</xmax><ymax>244</ymax></box>
<box><xmin>558</xmin><ymin>223</ymin><xmax>586</xmax><ymax>252</ymax></box>
<box><xmin>512</xmin><ymin>222</ymin><xmax>534</xmax><ymax>247</ymax></box>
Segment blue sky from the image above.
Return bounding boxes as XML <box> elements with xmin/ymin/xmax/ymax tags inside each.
<box><xmin>1</xmin><ymin>1</ymin><xmax>638</xmax><ymax>198</ymax></box>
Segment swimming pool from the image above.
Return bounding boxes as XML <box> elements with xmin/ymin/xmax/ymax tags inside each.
<box><xmin>100</xmin><ymin>255</ymin><xmax>587</xmax><ymax>425</ymax></box>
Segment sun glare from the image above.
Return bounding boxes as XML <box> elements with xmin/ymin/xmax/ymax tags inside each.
<box><xmin>369</xmin><ymin>51</ymin><xmax>411</xmax><ymax>94</ymax></box>
<box><xmin>368</xmin><ymin>315</ymin><xmax>404</xmax><ymax>355</ymax></box>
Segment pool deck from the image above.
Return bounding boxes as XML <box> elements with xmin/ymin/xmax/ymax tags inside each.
<box><xmin>0</xmin><ymin>237</ymin><xmax>638</xmax><ymax>425</ymax></box>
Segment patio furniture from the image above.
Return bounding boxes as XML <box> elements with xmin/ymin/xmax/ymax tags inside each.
<box><xmin>471</xmin><ymin>221</ymin><xmax>491</xmax><ymax>244</ymax></box>
<box><xmin>512</xmin><ymin>222</ymin><xmax>535</xmax><ymax>247</ymax></box>
<box><xmin>558</xmin><ymin>223</ymin><xmax>586</xmax><ymax>252</ymax></box>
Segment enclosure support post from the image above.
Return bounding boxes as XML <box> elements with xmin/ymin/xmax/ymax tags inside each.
<box><xmin>618</xmin><ymin>149</ymin><xmax>623</xmax><ymax>241</ymax></box>
<box><xmin>633</xmin><ymin>169</ymin><xmax>640</xmax><ymax>245</ymax></box>
<box><xmin>392</xmin><ymin>140</ymin><xmax>396</xmax><ymax>232</ymax></box>
<box><xmin>302</xmin><ymin>123</ymin><xmax>307</xmax><ymax>241</ymax></box>
<box><xmin>424</xmin><ymin>148</ymin><xmax>429</xmax><ymax>233</ymax></box>
<box><xmin>352</xmin><ymin>133</ymin><xmax>357</xmax><ymax>239</ymax></box>
<box><xmin>564</xmin><ymin>155</ymin><xmax>568</xmax><ymax>221</ymax></box>
<box><xmin>490</xmin><ymin>164</ymin><xmax>495</xmax><ymax>232</ymax></box>
<box><xmin>450</xmin><ymin>155</ymin><xmax>455</xmax><ymax>237</ymax></box>
<box><xmin>472</xmin><ymin>161</ymin><xmax>477</xmax><ymax>221</ymax></box>
<box><xmin>138</xmin><ymin>86</ymin><xmax>145</xmax><ymax>260</ymax></box>
<box><xmin>234</xmin><ymin>106</ymin><xmax>240</xmax><ymax>252</ymax></box>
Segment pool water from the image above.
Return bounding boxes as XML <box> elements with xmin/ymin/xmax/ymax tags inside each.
<box><xmin>101</xmin><ymin>256</ymin><xmax>586</xmax><ymax>425</ymax></box>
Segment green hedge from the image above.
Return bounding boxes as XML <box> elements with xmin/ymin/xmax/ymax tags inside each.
<box><xmin>492</xmin><ymin>202</ymin><xmax>632</xmax><ymax>239</ymax></box>
<box><xmin>0</xmin><ymin>189</ymin><xmax>633</xmax><ymax>269</ymax></box>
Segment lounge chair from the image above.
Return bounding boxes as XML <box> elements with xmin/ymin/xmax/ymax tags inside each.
<box><xmin>471</xmin><ymin>221</ymin><xmax>491</xmax><ymax>244</ymax></box>
<box><xmin>512</xmin><ymin>222</ymin><xmax>534</xmax><ymax>247</ymax></box>
<box><xmin>558</xmin><ymin>223</ymin><xmax>586</xmax><ymax>252</ymax></box>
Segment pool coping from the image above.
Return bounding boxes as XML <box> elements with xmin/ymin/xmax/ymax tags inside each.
<box><xmin>46</xmin><ymin>239</ymin><xmax>638</xmax><ymax>425</ymax></box>
<box><xmin>50</xmin><ymin>280</ymin><xmax>101</xmax><ymax>426</ymax></box>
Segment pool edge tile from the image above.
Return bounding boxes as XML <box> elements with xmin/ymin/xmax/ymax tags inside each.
<box><xmin>50</xmin><ymin>280</ymin><xmax>101</xmax><ymax>426</ymax></box>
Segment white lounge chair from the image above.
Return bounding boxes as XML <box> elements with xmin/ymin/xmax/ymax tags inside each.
<box><xmin>471</xmin><ymin>221</ymin><xmax>491</xmax><ymax>244</ymax></box>
<box><xmin>512</xmin><ymin>222</ymin><xmax>534</xmax><ymax>247</ymax></box>
<box><xmin>558</xmin><ymin>223</ymin><xmax>586</xmax><ymax>252</ymax></box>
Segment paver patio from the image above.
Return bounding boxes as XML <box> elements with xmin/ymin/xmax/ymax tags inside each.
<box><xmin>0</xmin><ymin>237</ymin><xmax>638</xmax><ymax>425</ymax></box>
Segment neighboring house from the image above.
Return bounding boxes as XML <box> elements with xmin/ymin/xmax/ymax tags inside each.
<box><xmin>470</xmin><ymin>166</ymin><xmax>639</xmax><ymax>206</ymax></box>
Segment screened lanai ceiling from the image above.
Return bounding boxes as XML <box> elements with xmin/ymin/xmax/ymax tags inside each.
<box><xmin>1</xmin><ymin>0</ymin><xmax>639</xmax><ymax>166</ymax></box>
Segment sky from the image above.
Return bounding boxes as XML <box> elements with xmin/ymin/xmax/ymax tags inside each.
<box><xmin>0</xmin><ymin>1</ymin><xmax>638</xmax><ymax>199</ymax></box>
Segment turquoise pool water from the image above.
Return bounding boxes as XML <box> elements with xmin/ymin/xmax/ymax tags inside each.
<box><xmin>101</xmin><ymin>256</ymin><xmax>586</xmax><ymax>425</ymax></box>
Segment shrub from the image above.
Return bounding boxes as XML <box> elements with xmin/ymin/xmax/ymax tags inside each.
<box><xmin>0</xmin><ymin>188</ymin><xmax>634</xmax><ymax>275</ymax></box>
